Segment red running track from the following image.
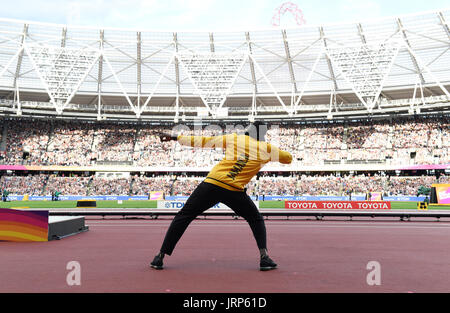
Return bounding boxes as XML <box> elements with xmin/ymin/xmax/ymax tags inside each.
<box><xmin>1</xmin><ymin>217</ymin><xmax>450</xmax><ymax>293</ymax></box>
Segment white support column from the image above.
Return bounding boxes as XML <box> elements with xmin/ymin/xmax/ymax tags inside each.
<box><xmin>15</xmin><ymin>80</ymin><xmax>21</xmax><ymax>115</ymax></box>
<box><xmin>13</xmin><ymin>24</ymin><xmax>28</xmax><ymax>105</ymax></box>
<box><xmin>245</xmin><ymin>32</ymin><xmax>258</xmax><ymax>119</ymax></box>
<box><xmin>97</xmin><ymin>30</ymin><xmax>104</xmax><ymax>120</ymax></box>
<box><xmin>290</xmin><ymin>83</ymin><xmax>295</xmax><ymax>113</ymax></box>
<box><xmin>248</xmin><ymin>53</ymin><xmax>291</xmax><ymax>116</ymax></box>
<box><xmin>137</xmin><ymin>31</ymin><xmax>142</xmax><ymax>113</ymax></box>
<box><xmin>245</xmin><ymin>32</ymin><xmax>258</xmax><ymax>96</ymax></box>
<box><xmin>327</xmin><ymin>86</ymin><xmax>336</xmax><ymax>119</ymax></box>
<box><xmin>102</xmin><ymin>54</ymin><xmax>139</xmax><ymax>116</ymax></box>
<box><xmin>419</xmin><ymin>79</ymin><xmax>425</xmax><ymax>111</ymax></box>
<box><xmin>320</xmin><ymin>26</ymin><xmax>339</xmax><ymax>94</ymax></box>
<box><xmin>175</xmin><ymin>93</ymin><xmax>180</xmax><ymax>122</ymax></box>
<box><xmin>250</xmin><ymin>87</ymin><xmax>256</xmax><ymax>121</ymax></box>
<box><xmin>293</xmin><ymin>49</ymin><xmax>324</xmax><ymax>112</ymax></box>
<box><xmin>410</xmin><ymin>81</ymin><xmax>418</xmax><ymax>114</ymax></box>
<box><xmin>138</xmin><ymin>54</ymin><xmax>176</xmax><ymax>116</ymax></box>
<box><xmin>0</xmin><ymin>46</ymin><xmax>24</xmax><ymax>78</ymax></box>
<box><xmin>282</xmin><ymin>29</ymin><xmax>298</xmax><ymax>94</ymax></box>
<box><xmin>403</xmin><ymin>43</ymin><xmax>450</xmax><ymax>98</ymax></box>
<box><xmin>173</xmin><ymin>33</ymin><xmax>181</xmax><ymax>120</ymax></box>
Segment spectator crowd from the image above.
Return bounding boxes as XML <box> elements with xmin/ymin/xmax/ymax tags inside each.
<box><xmin>0</xmin><ymin>116</ymin><xmax>448</xmax><ymax>167</ymax></box>
<box><xmin>0</xmin><ymin>115</ymin><xmax>448</xmax><ymax>197</ymax></box>
<box><xmin>1</xmin><ymin>172</ymin><xmax>448</xmax><ymax>197</ymax></box>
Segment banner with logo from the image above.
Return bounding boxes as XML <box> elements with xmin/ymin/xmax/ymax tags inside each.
<box><xmin>285</xmin><ymin>201</ymin><xmax>391</xmax><ymax>210</ymax></box>
<box><xmin>433</xmin><ymin>184</ymin><xmax>450</xmax><ymax>204</ymax></box>
<box><xmin>157</xmin><ymin>201</ymin><xmax>259</xmax><ymax>210</ymax></box>
<box><xmin>149</xmin><ymin>191</ymin><xmax>164</xmax><ymax>200</ymax></box>
<box><xmin>369</xmin><ymin>192</ymin><xmax>383</xmax><ymax>201</ymax></box>
<box><xmin>258</xmin><ymin>195</ymin><xmax>423</xmax><ymax>202</ymax></box>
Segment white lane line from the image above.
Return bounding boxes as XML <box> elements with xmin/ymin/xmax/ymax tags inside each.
<box><xmin>86</xmin><ymin>220</ymin><xmax>450</xmax><ymax>226</ymax></box>
<box><xmin>86</xmin><ymin>220</ymin><xmax>450</xmax><ymax>225</ymax></box>
<box><xmin>86</xmin><ymin>223</ymin><xmax>450</xmax><ymax>230</ymax></box>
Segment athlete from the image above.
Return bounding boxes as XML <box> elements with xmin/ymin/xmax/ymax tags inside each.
<box><xmin>150</xmin><ymin>122</ymin><xmax>292</xmax><ymax>271</ymax></box>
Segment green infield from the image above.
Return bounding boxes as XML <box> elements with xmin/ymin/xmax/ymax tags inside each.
<box><xmin>0</xmin><ymin>200</ymin><xmax>158</xmax><ymax>209</ymax></box>
<box><xmin>259</xmin><ymin>200</ymin><xmax>285</xmax><ymax>209</ymax></box>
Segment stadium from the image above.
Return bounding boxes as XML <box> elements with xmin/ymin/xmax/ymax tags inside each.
<box><xmin>1</xmin><ymin>5</ymin><xmax>450</xmax><ymax>296</ymax></box>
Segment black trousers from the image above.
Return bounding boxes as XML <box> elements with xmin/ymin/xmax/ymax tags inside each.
<box><xmin>160</xmin><ymin>181</ymin><xmax>267</xmax><ymax>255</ymax></box>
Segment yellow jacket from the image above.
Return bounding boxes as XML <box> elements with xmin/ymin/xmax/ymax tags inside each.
<box><xmin>177</xmin><ymin>133</ymin><xmax>292</xmax><ymax>191</ymax></box>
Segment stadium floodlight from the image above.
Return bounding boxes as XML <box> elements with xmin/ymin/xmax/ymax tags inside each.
<box><xmin>24</xmin><ymin>43</ymin><xmax>100</xmax><ymax>115</ymax></box>
<box><xmin>177</xmin><ymin>52</ymin><xmax>248</xmax><ymax>117</ymax></box>
<box><xmin>326</xmin><ymin>41</ymin><xmax>401</xmax><ymax>112</ymax></box>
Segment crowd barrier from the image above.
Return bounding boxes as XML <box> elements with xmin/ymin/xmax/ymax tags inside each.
<box><xmin>5</xmin><ymin>195</ymin><xmax>151</xmax><ymax>201</ymax></box>
<box><xmin>3</xmin><ymin>195</ymin><xmax>427</xmax><ymax>202</ymax></box>
<box><xmin>250</xmin><ymin>195</ymin><xmax>426</xmax><ymax>202</ymax></box>
<box><xmin>285</xmin><ymin>201</ymin><xmax>391</xmax><ymax>210</ymax></box>
<box><xmin>157</xmin><ymin>200</ymin><xmax>259</xmax><ymax>210</ymax></box>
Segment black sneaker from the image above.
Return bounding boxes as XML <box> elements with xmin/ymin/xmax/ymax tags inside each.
<box><xmin>150</xmin><ymin>255</ymin><xmax>164</xmax><ymax>270</ymax></box>
<box><xmin>260</xmin><ymin>255</ymin><xmax>277</xmax><ymax>271</ymax></box>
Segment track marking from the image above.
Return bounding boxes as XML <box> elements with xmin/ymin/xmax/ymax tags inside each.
<box><xmin>85</xmin><ymin>222</ymin><xmax>450</xmax><ymax>230</ymax></box>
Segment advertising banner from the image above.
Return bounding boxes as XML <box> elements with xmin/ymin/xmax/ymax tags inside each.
<box><xmin>433</xmin><ymin>184</ymin><xmax>450</xmax><ymax>204</ymax></box>
<box><xmin>262</xmin><ymin>195</ymin><xmax>366</xmax><ymax>201</ymax></box>
<box><xmin>3</xmin><ymin>194</ymin><xmax>424</xmax><ymax>202</ymax></box>
<box><xmin>261</xmin><ymin>195</ymin><xmax>424</xmax><ymax>202</ymax></box>
<box><xmin>383</xmin><ymin>196</ymin><xmax>425</xmax><ymax>202</ymax></box>
<box><xmin>149</xmin><ymin>191</ymin><xmax>164</xmax><ymax>200</ymax></box>
<box><xmin>285</xmin><ymin>201</ymin><xmax>391</xmax><ymax>210</ymax></box>
<box><xmin>369</xmin><ymin>192</ymin><xmax>383</xmax><ymax>201</ymax></box>
<box><xmin>157</xmin><ymin>201</ymin><xmax>259</xmax><ymax>210</ymax></box>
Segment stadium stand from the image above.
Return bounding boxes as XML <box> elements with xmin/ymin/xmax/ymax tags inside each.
<box><xmin>1</xmin><ymin>116</ymin><xmax>448</xmax><ymax>168</ymax></box>
<box><xmin>1</xmin><ymin>172</ymin><xmax>448</xmax><ymax>197</ymax></box>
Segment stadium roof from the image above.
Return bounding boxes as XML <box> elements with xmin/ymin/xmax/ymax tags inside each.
<box><xmin>0</xmin><ymin>9</ymin><xmax>449</xmax><ymax>121</ymax></box>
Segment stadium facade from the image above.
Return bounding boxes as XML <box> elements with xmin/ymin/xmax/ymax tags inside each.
<box><xmin>0</xmin><ymin>9</ymin><xmax>448</xmax><ymax>122</ymax></box>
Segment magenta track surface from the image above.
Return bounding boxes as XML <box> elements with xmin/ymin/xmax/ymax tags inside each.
<box><xmin>1</xmin><ymin>217</ymin><xmax>450</xmax><ymax>293</ymax></box>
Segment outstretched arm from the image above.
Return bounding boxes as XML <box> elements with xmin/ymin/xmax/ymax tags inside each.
<box><xmin>158</xmin><ymin>132</ymin><xmax>227</xmax><ymax>149</ymax></box>
<box><xmin>159</xmin><ymin>133</ymin><xmax>178</xmax><ymax>142</ymax></box>
<box><xmin>267</xmin><ymin>144</ymin><xmax>293</xmax><ymax>164</ymax></box>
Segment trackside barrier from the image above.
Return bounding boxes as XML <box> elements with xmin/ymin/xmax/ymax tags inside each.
<box><xmin>285</xmin><ymin>201</ymin><xmax>391</xmax><ymax>210</ymax></box>
<box><xmin>156</xmin><ymin>201</ymin><xmax>260</xmax><ymax>210</ymax></box>
<box><xmin>3</xmin><ymin>195</ymin><xmax>427</xmax><ymax>202</ymax></box>
<box><xmin>31</xmin><ymin>200</ymin><xmax>450</xmax><ymax>222</ymax></box>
